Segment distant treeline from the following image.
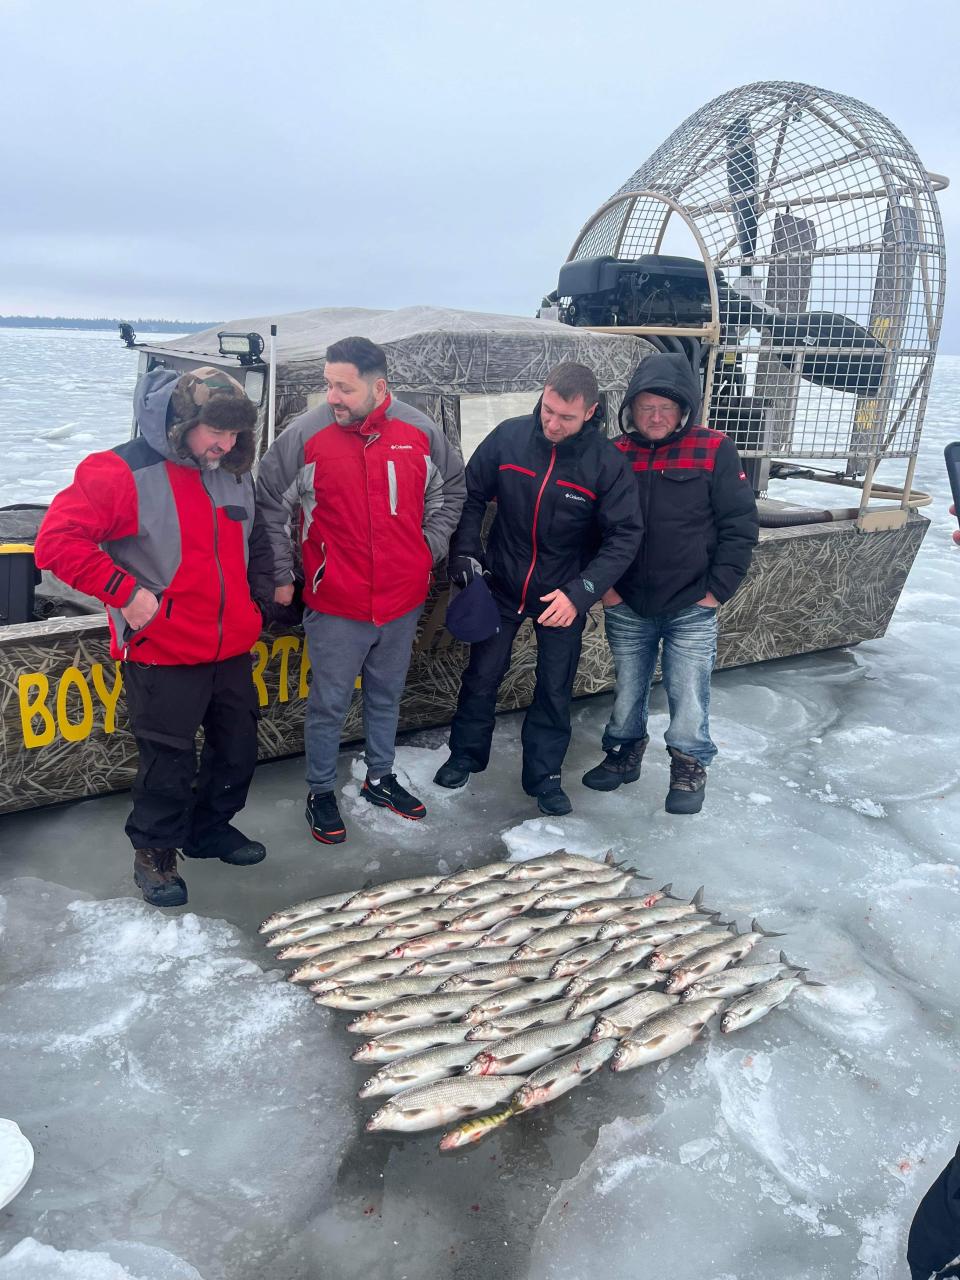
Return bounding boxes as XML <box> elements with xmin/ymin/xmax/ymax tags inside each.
<box><xmin>0</xmin><ymin>315</ymin><xmax>217</xmax><ymax>332</ymax></box>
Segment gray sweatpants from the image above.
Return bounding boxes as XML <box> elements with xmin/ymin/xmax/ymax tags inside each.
<box><xmin>302</xmin><ymin>605</ymin><xmax>422</xmax><ymax>793</ymax></box>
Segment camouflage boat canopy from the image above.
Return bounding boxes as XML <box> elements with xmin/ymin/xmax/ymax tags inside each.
<box><xmin>149</xmin><ymin>305</ymin><xmax>650</xmax><ymax>398</ymax></box>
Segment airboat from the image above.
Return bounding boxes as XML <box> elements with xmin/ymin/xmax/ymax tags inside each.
<box><xmin>0</xmin><ymin>80</ymin><xmax>947</xmax><ymax>815</ymax></box>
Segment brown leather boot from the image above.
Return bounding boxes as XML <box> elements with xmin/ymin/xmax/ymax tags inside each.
<box><xmin>665</xmin><ymin>748</ymin><xmax>707</xmax><ymax>814</ymax></box>
<box><xmin>582</xmin><ymin>736</ymin><xmax>649</xmax><ymax>791</ymax></box>
<box><xmin>133</xmin><ymin>847</ymin><xmax>188</xmax><ymax>908</ymax></box>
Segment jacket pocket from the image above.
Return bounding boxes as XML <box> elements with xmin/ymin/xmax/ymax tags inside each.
<box><xmin>387</xmin><ymin>461</ymin><xmax>398</xmax><ymax>516</ymax></box>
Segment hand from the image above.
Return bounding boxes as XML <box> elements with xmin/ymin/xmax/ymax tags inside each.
<box><xmin>538</xmin><ymin>589</ymin><xmax>577</xmax><ymax>627</ymax></box>
<box><xmin>695</xmin><ymin>591</ymin><xmax>720</xmax><ymax>608</ymax></box>
<box><xmin>121</xmin><ymin>587</ymin><xmax>160</xmax><ymax>631</ymax></box>
<box><xmin>448</xmin><ymin>555</ymin><xmax>483</xmax><ymax>588</ymax></box>
<box><xmin>602</xmin><ymin>587</ymin><xmax>623</xmax><ymax>607</ymax></box>
<box><xmin>274</xmin><ymin>584</ymin><xmax>295</xmax><ymax>606</ymax></box>
<box><xmin>951</xmin><ymin>504</ymin><xmax>960</xmax><ymax>546</ymax></box>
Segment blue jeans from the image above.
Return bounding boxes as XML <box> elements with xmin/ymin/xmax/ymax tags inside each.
<box><xmin>602</xmin><ymin>601</ymin><xmax>718</xmax><ymax>767</ymax></box>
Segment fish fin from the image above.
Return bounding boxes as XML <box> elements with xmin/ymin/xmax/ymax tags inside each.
<box><xmin>641</xmin><ymin>1033</ymin><xmax>668</xmax><ymax>1048</ymax></box>
<box><xmin>660</xmin><ymin>882</ymin><xmax>675</xmax><ymax>898</ymax></box>
<box><xmin>779</xmin><ymin>950</ymin><xmax>800</xmax><ymax>968</ymax></box>
<box><xmin>751</xmin><ymin>918</ymin><xmax>786</xmax><ymax>938</ymax></box>
<box><xmin>690</xmin><ymin>885</ymin><xmax>705</xmax><ymax>907</ymax></box>
<box><xmin>800</xmin><ymin>973</ymin><xmax>827</xmax><ymax>987</ymax></box>
<box><xmin>603</xmin><ymin>850</ymin><xmax>616</xmax><ymax>866</ymax></box>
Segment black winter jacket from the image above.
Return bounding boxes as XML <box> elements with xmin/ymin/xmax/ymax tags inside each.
<box><xmin>450</xmin><ymin>403</ymin><xmax>643</xmax><ymax>617</ymax></box>
<box><xmin>613</xmin><ymin>354</ymin><xmax>759</xmax><ymax>617</ymax></box>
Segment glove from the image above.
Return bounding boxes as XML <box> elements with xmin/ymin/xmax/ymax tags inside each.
<box><xmin>448</xmin><ymin>555</ymin><xmax>484</xmax><ymax>588</ymax></box>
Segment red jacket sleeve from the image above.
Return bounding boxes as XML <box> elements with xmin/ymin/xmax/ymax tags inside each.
<box><xmin>34</xmin><ymin>452</ymin><xmax>142</xmax><ymax>607</ymax></box>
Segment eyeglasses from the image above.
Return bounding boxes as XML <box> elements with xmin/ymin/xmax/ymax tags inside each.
<box><xmin>634</xmin><ymin>406</ymin><xmax>678</xmax><ymax>420</ymax></box>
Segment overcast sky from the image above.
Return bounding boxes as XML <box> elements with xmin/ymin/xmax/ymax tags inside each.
<box><xmin>2</xmin><ymin>0</ymin><xmax>956</xmax><ymax>348</ymax></box>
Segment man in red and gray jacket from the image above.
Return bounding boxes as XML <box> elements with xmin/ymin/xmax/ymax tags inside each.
<box><xmin>255</xmin><ymin>336</ymin><xmax>466</xmax><ymax>844</ymax></box>
<box><xmin>34</xmin><ymin>366</ymin><xmax>267</xmax><ymax>907</ymax></box>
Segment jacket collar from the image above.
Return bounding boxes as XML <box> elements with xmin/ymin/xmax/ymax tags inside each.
<box><xmin>341</xmin><ymin>393</ymin><xmax>392</xmax><ymax>436</ymax></box>
<box><xmin>530</xmin><ymin>398</ymin><xmax>599</xmax><ymax>456</ymax></box>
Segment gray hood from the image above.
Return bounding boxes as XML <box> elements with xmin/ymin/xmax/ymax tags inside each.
<box><xmin>134</xmin><ymin>367</ymin><xmax>181</xmax><ymax>460</ymax></box>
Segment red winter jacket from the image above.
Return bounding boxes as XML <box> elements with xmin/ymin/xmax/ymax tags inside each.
<box><xmin>34</xmin><ymin>370</ymin><xmax>263</xmax><ymax>665</ymax></box>
<box><xmin>255</xmin><ymin>395</ymin><xmax>466</xmax><ymax>625</ymax></box>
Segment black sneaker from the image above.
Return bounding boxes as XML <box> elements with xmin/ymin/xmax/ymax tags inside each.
<box><xmin>362</xmin><ymin>774</ymin><xmax>426</xmax><ymax>821</ymax></box>
<box><xmin>665</xmin><ymin>748</ymin><xmax>707</xmax><ymax>815</ymax></box>
<box><xmin>433</xmin><ymin>757</ymin><xmax>471</xmax><ymax>789</ymax></box>
<box><xmin>306</xmin><ymin>791</ymin><xmax>347</xmax><ymax>844</ymax></box>
<box><xmin>536</xmin><ymin>787</ymin><xmax>572</xmax><ymax>817</ymax></box>
<box><xmin>182</xmin><ymin>825</ymin><xmax>267</xmax><ymax>865</ymax></box>
<box><xmin>581</xmin><ymin>736</ymin><xmax>649</xmax><ymax>792</ymax></box>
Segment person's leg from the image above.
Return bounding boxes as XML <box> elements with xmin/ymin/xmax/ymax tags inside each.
<box><xmin>583</xmin><ymin>603</ymin><xmax>660</xmax><ymax>791</ymax></box>
<box><xmin>444</xmin><ymin>612</ymin><xmax>522</xmax><ymax>773</ymax></box>
<box><xmin>360</xmin><ymin>605</ymin><xmax>424</xmax><ymax>782</ymax></box>
<box><xmin>123</xmin><ymin>663</ymin><xmax>210</xmax><ymax>849</ymax></box>
<box><xmin>122</xmin><ymin>662</ymin><xmax>212</xmax><ymax>906</ymax></box>
<box><xmin>660</xmin><ymin>605</ymin><xmax>718</xmax><ymax>766</ymax></box>
<box><xmin>302</xmin><ymin>609</ymin><xmax>376</xmax><ymax>793</ymax></box>
<box><xmin>600</xmin><ymin>602</ymin><xmax>661</xmax><ymax>750</ymax></box>
<box><xmin>520</xmin><ymin>613</ymin><xmax>586</xmax><ymax>799</ymax></box>
<box><xmin>660</xmin><ymin>604</ymin><xmax>718</xmax><ymax>814</ymax></box>
<box><xmin>184</xmin><ymin>652</ymin><xmax>264</xmax><ymax>863</ymax></box>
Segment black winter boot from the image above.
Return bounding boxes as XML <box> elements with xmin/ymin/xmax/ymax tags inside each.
<box><xmin>536</xmin><ymin>786</ymin><xmax>572</xmax><ymax>817</ymax></box>
<box><xmin>433</xmin><ymin>757</ymin><xmax>471</xmax><ymax>789</ymax></box>
<box><xmin>665</xmin><ymin>748</ymin><xmax>707</xmax><ymax>814</ymax></box>
<box><xmin>582</xmin><ymin>736</ymin><xmax>649</xmax><ymax>792</ymax></box>
<box><xmin>133</xmin><ymin>847</ymin><xmax>188</xmax><ymax>908</ymax></box>
<box><xmin>182</xmin><ymin>825</ymin><xmax>267</xmax><ymax>865</ymax></box>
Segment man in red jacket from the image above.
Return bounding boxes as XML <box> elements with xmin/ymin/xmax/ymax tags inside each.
<box><xmin>34</xmin><ymin>366</ymin><xmax>267</xmax><ymax>908</ymax></box>
<box><xmin>256</xmin><ymin>336</ymin><xmax>466</xmax><ymax>844</ymax></box>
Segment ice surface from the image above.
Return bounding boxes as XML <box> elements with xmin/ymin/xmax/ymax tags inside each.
<box><xmin>1</xmin><ymin>357</ymin><xmax>959</xmax><ymax>1277</ymax></box>
<box><xmin>0</xmin><ymin>1238</ymin><xmax>203</xmax><ymax>1279</ymax></box>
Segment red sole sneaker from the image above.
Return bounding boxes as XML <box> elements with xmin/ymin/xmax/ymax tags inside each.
<box><xmin>310</xmin><ymin>828</ymin><xmax>346</xmax><ymax>844</ymax></box>
<box><xmin>361</xmin><ymin>787</ymin><xmax>426</xmax><ymax>821</ymax></box>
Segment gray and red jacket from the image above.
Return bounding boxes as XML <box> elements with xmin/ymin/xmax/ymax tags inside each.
<box><xmin>34</xmin><ymin>367</ymin><xmax>263</xmax><ymax>665</ymax></box>
<box><xmin>255</xmin><ymin>395</ymin><xmax>466</xmax><ymax>625</ymax></box>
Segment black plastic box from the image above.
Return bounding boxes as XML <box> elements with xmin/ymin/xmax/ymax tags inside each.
<box><xmin>0</xmin><ymin>545</ymin><xmax>40</xmax><ymax>625</ymax></box>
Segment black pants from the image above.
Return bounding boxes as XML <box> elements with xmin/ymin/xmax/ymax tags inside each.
<box><xmin>122</xmin><ymin>654</ymin><xmax>260</xmax><ymax>850</ymax></box>
<box><xmin>908</xmin><ymin>1141</ymin><xmax>960</xmax><ymax>1279</ymax></box>
<box><xmin>448</xmin><ymin>606</ymin><xmax>586</xmax><ymax>795</ymax></box>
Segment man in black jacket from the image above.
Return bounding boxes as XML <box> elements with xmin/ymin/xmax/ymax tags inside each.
<box><xmin>582</xmin><ymin>353</ymin><xmax>758</xmax><ymax>814</ymax></box>
<box><xmin>433</xmin><ymin>362</ymin><xmax>643</xmax><ymax>816</ymax></box>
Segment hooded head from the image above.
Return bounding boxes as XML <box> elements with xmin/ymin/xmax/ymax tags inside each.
<box><xmin>134</xmin><ymin>365</ymin><xmax>257</xmax><ymax>473</ymax></box>
<box><xmin>618</xmin><ymin>353</ymin><xmax>702</xmax><ymax>441</ymax></box>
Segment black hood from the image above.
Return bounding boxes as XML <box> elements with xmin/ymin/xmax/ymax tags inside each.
<box><xmin>618</xmin><ymin>353</ymin><xmax>703</xmax><ymax>436</ymax></box>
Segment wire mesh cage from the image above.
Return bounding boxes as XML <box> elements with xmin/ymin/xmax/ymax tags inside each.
<box><xmin>558</xmin><ymin>81</ymin><xmax>946</xmax><ymax>475</ymax></box>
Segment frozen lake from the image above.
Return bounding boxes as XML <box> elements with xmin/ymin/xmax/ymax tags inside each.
<box><xmin>0</xmin><ymin>339</ymin><xmax>958</xmax><ymax>1279</ymax></box>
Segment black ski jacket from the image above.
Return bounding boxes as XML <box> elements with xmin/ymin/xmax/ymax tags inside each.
<box><xmin>450</xmin><ymin>403</ymin><xmax>642</xmax><ymax>617</ymax></box>
<box><xmin>613</xmin><ymin>354</ymin><xmax>758</xmax><ymax>617</ymax></box>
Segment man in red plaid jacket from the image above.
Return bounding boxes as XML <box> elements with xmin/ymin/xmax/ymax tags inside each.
<box><xmin>581</xmin><ymin>353</ymin><xmax>758</xmax><ymax>814</ymax></box>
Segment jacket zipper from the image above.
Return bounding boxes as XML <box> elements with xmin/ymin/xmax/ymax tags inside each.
<box><xmin>517</xmin><ymin>447</ymin><xmax>556</xmax><ymax>614</ymax></box>
<box><xmin>203</xmin><ymin>474</ymin><xmax>226</xmax><ymax>660</ymax></box>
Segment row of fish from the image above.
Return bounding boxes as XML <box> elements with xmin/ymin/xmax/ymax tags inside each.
<box><xmin>260</xmin><ymin>851</ymin><xmax>820</xmax><ymax>1150</ymax></box>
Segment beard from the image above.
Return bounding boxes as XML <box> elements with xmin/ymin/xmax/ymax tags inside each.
<box><xmin>197</xmin><ymin>454</ymin><xmax>223</xmax><ymax>471</ymax></box>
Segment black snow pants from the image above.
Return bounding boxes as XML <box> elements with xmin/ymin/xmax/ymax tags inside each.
<box><xmin>122</xmin><ymin>653</ymin><xmax>260</xmax><ymax>850</ymax></box>
<box><xmin>447</xmin><ymin>605</ymin><xmax>586</xmax><ymax>795</ymax></box>
<box><xmin>908</xmin><ymin>1141</ymin><xmax>960</xmax><ymax>1279</ymax></box>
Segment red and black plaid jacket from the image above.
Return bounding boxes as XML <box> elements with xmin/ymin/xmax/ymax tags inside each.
<box><xmin>614</xmin><ymin>421</ymin><xmax>758</xmax><ymax>617</ymax></box>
